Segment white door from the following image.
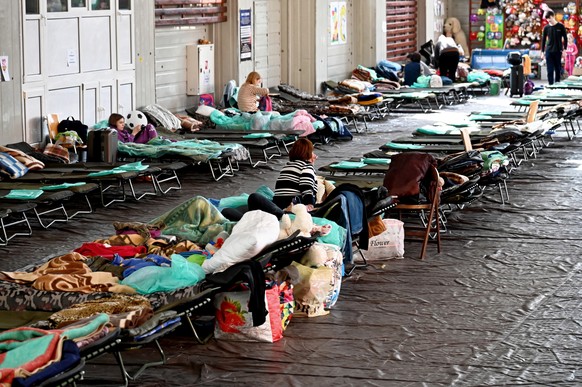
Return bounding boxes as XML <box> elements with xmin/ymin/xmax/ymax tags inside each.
<box><xmin>21</xmin><ymin>0</ymin><xmax>135</xmax><ymax>143</ymax></box>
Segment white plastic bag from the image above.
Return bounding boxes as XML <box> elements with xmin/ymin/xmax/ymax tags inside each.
<box><xmin>362</xmin><ymin>219</ymin><xmax>404</xmax><ymax>260</ymax></box>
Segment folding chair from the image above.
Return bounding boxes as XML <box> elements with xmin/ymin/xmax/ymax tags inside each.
<box><xmin>46</xmin><ymin>113</ymin><xmax>87</xmax><ymax>159</ymax></box>
<box><xmin>391</xmin><ymin>165</ymin><xmax>442</xmax><ymax>260</ymax></box>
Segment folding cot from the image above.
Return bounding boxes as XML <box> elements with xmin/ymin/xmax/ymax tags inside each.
<box><xmin>380</xmin><ymin>141</ymin><xmax>468</xmax><ymax>155</ymax></box>
<box><xmin>0</xmin><ymin>187</ymin><xmax>75</xmax><ymax>229</ymax></box>
<box><xmin>37</xmin><ymin>161</ymin><xmax>187</xmax><ymax>197</ymax></box>
<box><xmin>274</xmin><ymin>84</ymin><xmax>372</xmax><ymax>133</ymax></box>
<box><xmin>312</xmin><ymin>186</ymin><xmax>397</xmax><ymax>274</ymax></box>
<box><xmin>116</xmin><ymin>139</ymin><xmax>247</xmax><ymax>181</ymax></box>
<box><xmin>318</xmin><ymin>157</ymin><xmax>391</xmax><ymax>176</ymax></box>
<box><xmin>183</xmin><ymin>129</ymin><xmax>301</xmax><ymax>167</ymax></box>
<box><xmin>13</xmin><ymin>167</ymin><xmax>150</xmax><ymax>207</ymax></box>
<box><xmin>0</xmin><ymin>203</ymin><xmax>35</xmax><ymax>246</ymax></box>
<box><xmin>381</xmin><ymin>90</ymin><xmax>440</xmax><ymax>113</ymax></box>
<box><xmin>0</xmin><ymin>181</ymin><xmax>99</xmax><ymax>227</ymax></box>
<box><xmin>0</xmin><ymin>227</ymin><xmax>320</xmax><ymax>385</ymax></box>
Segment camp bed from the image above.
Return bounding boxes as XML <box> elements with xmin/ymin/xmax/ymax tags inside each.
<box><xmin>381</xmin><ymin>90</ymin><xmax>439</xmax><ymax>113</ymax></box>
<box><xmin>184</xmin><ymin>132</ymin><xmax>287</xmax><ymax>167</ymax></box>
<box><xmin>0</xmin><ymin>203</ymin><xmax>35</xmax><ymax>245</ymax></box>
<box><xmin>0</xmin><ymin>187</ymin><xmax>75</xmax><ymax>229</ymax></box>
<box><xmin>116</xmin><ymin>140</ymin><xmax>246</xmax><ymax>182</ymax></box>
<box><xmin>380</xmin><ymin>141</ymin><xmax>467</xmax><ymax>155</ymax></box>
<box><xmin>318</xmin><ymin>158</ymin><xmax>391</xmax><ymax>176</ymax></box>
<box><xmin>0</xmin><ymin>181</ymin><xmax>98</xmax><ymax>220</ymax></box>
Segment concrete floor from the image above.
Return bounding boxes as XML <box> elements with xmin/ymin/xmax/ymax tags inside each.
<box><xmin>4</xmin><ymin>82</ymin><xmax>582</xmax><ymax>386</ymax></box>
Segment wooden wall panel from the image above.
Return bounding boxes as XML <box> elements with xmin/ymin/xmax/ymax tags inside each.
<box><xmin>386</xmin><ymin>0</ymin><xmax>417</xmax><ymax>61</ymax></box>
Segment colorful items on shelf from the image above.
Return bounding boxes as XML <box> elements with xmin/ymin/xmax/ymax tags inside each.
<box><xmin>501</xmin><ymin>0</ymin><xmax>542</xmax><ymax>49</ymax></box>
<box><xmin>485</xmin><ymin>8</ymin><xmax>504</xmax><ymax>48</ymax></box>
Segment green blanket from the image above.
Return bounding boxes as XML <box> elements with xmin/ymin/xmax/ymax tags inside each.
<box><xmin>150</xmin><ymin>196</ymin><xmax>236</xmax><ymax>245</ymax></box>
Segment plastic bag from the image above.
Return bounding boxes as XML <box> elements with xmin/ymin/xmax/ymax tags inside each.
<box><xmin>214</xmin><ymin>285</ymin><xmax>283</xmax><ymax>343</ymax></box>
<box><xmin>362</xmin><ymin>219</ymin><xmax>404</xmax><ymax>260</ymax></box>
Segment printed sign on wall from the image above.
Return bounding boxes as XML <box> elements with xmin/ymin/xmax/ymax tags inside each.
<box><xmin>240</xmin><ymin>9</ymin><xmax>252</xmax><ymax>61</ymax></box>
<box><xmin>330</xmin><ymin>2</ymin><xmax>347</xmax><ymax>45</ymax></box>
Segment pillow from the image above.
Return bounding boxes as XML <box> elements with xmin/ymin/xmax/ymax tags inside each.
<box><xmin>202</xmin><ymin>210</ymin><xmax>280</xmax><ymax>274</ymax></box>
<box><xmin>196</xmin><ymin>104</ymin><xmax>217</xmax><ymax>117</ymax></box>
<box><xmin>0</xmin><ymin>153</ymin><xmax>29</xmax><ymax>179</ymax></box>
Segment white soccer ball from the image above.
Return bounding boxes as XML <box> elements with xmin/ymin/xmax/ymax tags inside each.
<box><xmin>126</xmin><ymin>110</ymin><xmax>148</xmax><ymax>129</ymax></box>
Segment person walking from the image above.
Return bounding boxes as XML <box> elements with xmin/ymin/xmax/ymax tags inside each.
<box><xmin>541</xmin><ymin>10</ymin><xmax>568</xmax><ymax>85</ymax></box>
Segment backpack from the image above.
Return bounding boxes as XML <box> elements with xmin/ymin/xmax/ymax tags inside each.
<box><xmin>258</xmin><ymin>95</ymin><xmax>273</xmax><ymax>111</ymax></box>
<box><xmin>57</xmin><ymin>116</ymin><xmax>88</xmax><ymax>143</ymax></box>
<box><xmin>524</xmin><ymin>79</ymin><xmax>534</xmax><ymax>95</ymax></box>
<box><xmin>429</xmin><ymin>75</ymin><xmax>443</xmax><ymax>88</ymax></box>
<box><xmin>222</xmin><ymin>80</ymin><xmax>237</xmax><ymax>108</ymax></box>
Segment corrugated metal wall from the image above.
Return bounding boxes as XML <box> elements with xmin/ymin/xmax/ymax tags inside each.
<box><xmin>386</xmin><ymin>0</ymin><xmax>417</xmax><ymax>61</ymax></box>
<box><xmin>0</xmin><ymin>1</ymin><xmax>24</xmax><ymax>143</ymax></box>
<box><xmin>154</xmin><ymin>27</ymin><xmax>211</xmax><ymax>113</ymax></box>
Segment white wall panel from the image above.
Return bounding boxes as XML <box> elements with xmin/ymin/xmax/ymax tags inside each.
<box><xmin>81</xmin><ymin>16</ymin><xmax>112</xmax><ymax>72</ymax></box>
<box><xmin>24</xmin><ymin>20</ymin><xmax>42</xmax><ymax>77</ymax></box>
<box><xmin>83</xmin><ymin>82</ymin><xmax>99</xmax><ymax>125</ymax></box>
<box><xmin>47</xmin><ymin>18</ymin><xmax>80</xmax><ymax>76</ymax></box>
<box><xmin>117</xmin><ymin>13</ymin><xmax>133</xmax><ymax>67</ymax></box>
<box><xmin>117</xmin><ymin>77</ymin><xmax>135</xmax><ymax>116</ymax></box>
<box><xmin>99</xmin><ymin>82</ymin><xmax>114</xmax><ymax>120</ymax></box>
<box><xmin>47</xmin><ymin>86</ymin><xmax>82</xmax><ymax>119</ymax></box>
<box><xmin>24</xmin><ymin>90</ymin><xmax>44</xmax><ymax>144</ymax></box>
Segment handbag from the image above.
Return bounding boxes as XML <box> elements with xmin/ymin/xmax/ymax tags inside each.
<box><xmin>57</xmin><ymin>116</ymin><xmax>88</xmax><ymax>143</ymax></box>
<box><xmin>362</xmin><ymin>219</ymin><xmax>404</xmax><ymax>260</ymax></box>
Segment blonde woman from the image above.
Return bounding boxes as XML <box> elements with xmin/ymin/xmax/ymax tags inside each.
<box><xmin>237</xmin><ymin>71</ymin><xmax>269</xmax><ymax>112</ymax></box>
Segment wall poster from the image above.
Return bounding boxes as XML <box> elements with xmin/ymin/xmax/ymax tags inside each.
<box><xmin>0</xmin><ymin>56</ymin><xmax>10</xmax><ymax>81</ymax></box>
<box><xmin>240</xmin><ymin>9</ymin><xmax>252</xmax><ymax>62</ymax></box>
<box><xmin>330</xmin><ymin>2</ymin><xmax>347</xmax><ymax>45</ymax></box>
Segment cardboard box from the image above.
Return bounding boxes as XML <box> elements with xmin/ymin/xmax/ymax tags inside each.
<box><xmin>573</xmin><ymin>67</ymin><xmax>582</xmax><ymax>76</ymax></box>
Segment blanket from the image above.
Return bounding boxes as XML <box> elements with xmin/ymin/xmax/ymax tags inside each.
<box><xmin>0</xmin><ymin>253</ymin><xmax>136</xmax><ymax>294</ymax></box>
<box><xmin>47</xmin><ymin>294</ymin><xmax>153</xmax><ymax>329</ymax></box>
<box><xmin>210</xmin><ymin>109</ymin><xmax>316</xmax><ymax>136</ymax></box>
<box><xmin>150</xmin><ymin>196</ymin><xmax>236</xmax><ymax>245</ymax></box>
<box><xmin>117</xmin><ymin>138</ymin><xmax>248</xmax><ymax>163</ymax></box>
<box><xmin>0</xmin><ymin>313</ymin><xmax>108</xmax><ymax>385</ymax></box>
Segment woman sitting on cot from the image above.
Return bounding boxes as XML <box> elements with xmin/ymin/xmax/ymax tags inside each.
<box><xmin>237</xmin><ymin>71</ymin><xmax>270</xmax><ymax>113</ymax></box>
<box><xmin>108</xmin><ymin>111</ymin><xmax>158</xmax><ymax>144</ymax></box>
<box><xmin>222</xmin><ymin>138</ymin><xmax>319</xmax><ymax>221</ymax></box>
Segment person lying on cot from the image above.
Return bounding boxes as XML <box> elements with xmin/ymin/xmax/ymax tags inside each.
<box><xmin>109</xmin><ymin>111</ymin><xmax>158</xmax><ymax>144</ymax></box>
<box><xmin>222</xmin><ymin>138</ymin><xmax>319</xmax><ymax>221</ymax></box>
<box><xmin>237</xmin><ymin>71</ymin><xmax>270</xmax><ymax>113</ymax></box>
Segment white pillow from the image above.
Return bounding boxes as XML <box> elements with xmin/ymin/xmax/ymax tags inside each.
<box><xmin>196</xmin><ymin>104</ymin><xmax>217</xmax><ymax>117</ymax></box>
<box><xmin>202</xmin><ymin>210</ymin><xmax>280</xmax><ymax>274</ymax></box>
